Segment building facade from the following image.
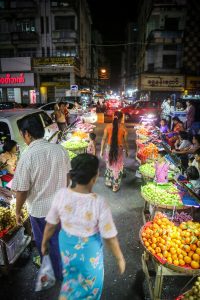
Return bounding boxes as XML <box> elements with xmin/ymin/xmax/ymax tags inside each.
<box><xmin>121</xmin><ymin>22</ymin><xmax>138</xmax><ymax>97</ymax></box>
<box><xmin>0</xmin><ymin>0</ymin><xmax>92</xmax><ymax>103</ymax></box>
<box><xmin>132</xmin><ymin>0</ymin><xmax>200</xmax><ymax>101</ymax></box>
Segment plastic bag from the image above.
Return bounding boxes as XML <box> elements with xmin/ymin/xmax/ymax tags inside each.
<box><xmin>35</xmin><ymin>255</ymin><xmax>56</xmax><ymax>292</ymax></box>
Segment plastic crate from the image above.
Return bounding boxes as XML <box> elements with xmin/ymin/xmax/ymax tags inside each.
<box><xmin>0</xmin><ymin>227</ymin><xmax>25</xmax><ymax>265</ymax></box>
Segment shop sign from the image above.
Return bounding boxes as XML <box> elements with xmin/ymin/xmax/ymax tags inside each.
<box><xmin>33</xmin><ymin>57</ymin><xmax>76</xmax><ymax>67</ymax></box>
<box><xmin>41</xmin><ymin>82</ymin><xmax>70</xmax><ymax>88</ymax></box>
<box><xmin>140</xmin><ymin>74</ymin><xmax>184</xmax><ymax>91</ymax></box>
<box><xmin>0</xmin><ymin>73</ymin><xmax>34</xmax><ymax>87</ymax></box>
<box><xmin>186</xmin><ymin>76</ymin><xmax>200</xmax><ymax>90</ymax></box>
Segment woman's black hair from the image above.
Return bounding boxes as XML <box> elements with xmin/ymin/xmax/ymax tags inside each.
<box><xmin>89</xmin><ymin>132</ymin><xmax>96</xmax><ymax>141</ymax></box>
<box><xmin>69</xmin><ymin>153</ymin><xmax>99</xmax><ymax>188</ymax></box>
<box><xmin>172</xmin><ymin>116</ymin><xmax>181</xmax><ymax>123</ymax></box>
<box><xmin>186</xmin><ymin>166</ymin><xmax>200</xmax><ymax>180</ymax></box>
<box><xmin>3</xmin><ymin>139</ymin><xmax>17</xmax><ymax>153</ymax></box>
<box><xmin>109</xmin><ymin>111</ymin><xmax>123</xmax><ymax>165</ymax></box>
<box><xmin>158</xmin><ymin>150</ymin><xmax>167</xmax><ymax>157</ymax></box>
<box><xmin>18</xmin><ymin>115</ymin><xmax>45</xmax><ymax>139</ymax></box>
<box><xmin>179</xmin><ymin>131</ymin><xmax>188</xmax><ymax>140</ymax></box>
<box><xmin>193</xmin><ymin>134</ymin><xmax>200</xmax><ymax>144</ymax></box>
<box><xmin>161</xmin><ymin>118</ymin><xmax>167</xmax><ymax>123</ymax></box>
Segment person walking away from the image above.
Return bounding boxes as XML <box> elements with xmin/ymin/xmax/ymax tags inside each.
<box><xmin>0</xmin><ymin>139</ymin><xmax>18</xmax><ymax>175</ymax></box>
<box><xmin>100</xmin><ymin>111</ymin><xmax>128</xmax><ymax>192</ymax></box>
<box><xmin>41</xmin><ymin>154</ymin><xmax>125</xmax><ymax>300</ymax></box>
<box><xmin>56</xmin><ymin>102</ymin><xmax>67</xmax><ymax>132</ymax></box>
<box><xmin>12</xmin><ymin>115</ymin><xmax>71</xmax><ymax>280</ymax></box>
<box><xmin>161</xmin><ymin>98</ymin><xmax>171</xmax><ymax>121</ymax></box>
<box><xmin>186</xmin><ymin>101</ymin><xmax>195</xmax><ymax>130</ymax></box>
<box><xmin>87</xmin><ymin>132</ymin><xmax>96</xmax><ymax>155</ymax></box>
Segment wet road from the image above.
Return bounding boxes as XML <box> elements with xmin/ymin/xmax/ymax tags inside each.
<box><xmin>0</xmin><ymin>123</ymin><xmax>190</xmax><ymax>300</ymax></box>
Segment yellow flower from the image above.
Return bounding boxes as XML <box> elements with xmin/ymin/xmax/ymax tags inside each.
<box><xmin>104</xmin><ymin>223</ymin><xmax>112</xmax><ymax>232</ymax></box>
<box><xmin>64</xmin><ymin>205</ymin><xmax>73</xmax><ymax>214</ymax></box>
<box><xmin>85</xmin><ymin>211</ymin><xmax>93</xmax><ymax>221</ymax></box>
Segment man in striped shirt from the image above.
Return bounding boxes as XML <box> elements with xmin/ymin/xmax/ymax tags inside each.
<box><xmin>12</xmin><ymin>115</ymin><xmax>71</xmax><ymax>279</ymax></box>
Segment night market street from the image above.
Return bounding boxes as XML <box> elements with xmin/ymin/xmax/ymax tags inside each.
<box><xmin>0</xmin><ymin>124</ymin><xmax>194</xmax><ymax>300</ymax></box>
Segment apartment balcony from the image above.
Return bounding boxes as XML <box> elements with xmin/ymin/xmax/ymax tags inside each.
<box><xmin>147</xmin><ymin>30</ymin><xmax>183</xmax><ymax>44</ymax></box>
<box><xmin>52</xmin><ymin>30</ymin><xmax>78</xmax><ymax>43</ymax></box>
<box><xmin>11</xmin><ymin>32</ymin><xmax>39</xmax><ymax>44</ymax></box>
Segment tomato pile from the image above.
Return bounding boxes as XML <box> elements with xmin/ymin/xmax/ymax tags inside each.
<box><xmin>141</xmin><ymin>213</ymin><xmax>200</xmax><ymax>269</ymax></box>
<box><xmin>137</xmin><ymin>143</ymin><xmax>158</xmax><ymax>162</ymax></box>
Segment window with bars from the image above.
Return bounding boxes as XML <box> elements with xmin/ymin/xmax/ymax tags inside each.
<box><xmin>55</xmin><ymin>16</ymin><xmax>75</xmax><ymax>30</ymax></box>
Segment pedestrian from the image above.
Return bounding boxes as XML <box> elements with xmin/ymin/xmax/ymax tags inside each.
<box><xmin>186</xmin><ymin>101</ymin><xmax>195</xmax><ymax>130</ymax></box>
<box><xmin>56</xmin><ymin>102</ymin><xmax>67</xmax><ymax>132</ymax></box>
<box><xmin>100</xmin><ymin>111</ymin><xmax>128</xmax><ymax>192</ymax></box>
<box><xmin>41</xmin><ymin>153</ymin><xmax>125</xmax><ymax>299</ymax></box>
<box><xmin>161</xmin><ymin>97</ymin><xmax>171</xmax><ymax>121</ymax></box>
<box><xmin>12</xmin><ymin>115</ymin><xmax>71</xmax><ymax>280</ymax></box>
<box><xmin>51</xmin><ymin>103</ymin><xmax>59</xmax><ymax>122</ymax></box>
<box><xmin>87</xmin><ymin>132</ymin><xmax>96</xmax><ymax>155</ymax></box>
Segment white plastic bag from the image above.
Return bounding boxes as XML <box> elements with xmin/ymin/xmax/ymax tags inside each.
<box><xmin>35</xmin><ymin>255</ymin><xmax>56</xmax><ymax>292</ymax></box>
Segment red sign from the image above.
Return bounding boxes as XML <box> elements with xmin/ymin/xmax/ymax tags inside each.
<box><xmin>0</xmin><ymin>73</ymin><xmax>25</xmax><ymax>85</ymax></box>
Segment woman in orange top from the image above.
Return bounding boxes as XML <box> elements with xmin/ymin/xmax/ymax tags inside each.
<box><xmin>166</xmin><ymin>117</ymin><xmax>185</xmax><ymax>148</ymax></box>
<box><xmin>100</xmin><ymin>111</ymin><xmax>128</xmax><ymax>192</ymax></box>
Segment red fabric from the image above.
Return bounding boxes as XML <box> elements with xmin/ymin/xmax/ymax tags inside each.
<box><xmin>1</xmin><ymin>174</ymin><xmax>13</xmax><ymax>182</ymax></box>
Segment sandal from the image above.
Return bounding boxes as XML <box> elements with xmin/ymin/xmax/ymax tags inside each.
<box><xmin>112</xmin><ymin>185</ymin><xmax>120</xmax><ymax>192</ymax></box>
<box><xmin>105</xmin><ymin>180</ymin><xmax>112</xmax><ymax>187</ymax></box>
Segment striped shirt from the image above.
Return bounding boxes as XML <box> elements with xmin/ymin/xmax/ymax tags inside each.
<box><xmin>12</xmin><ymin>139</ymin><xmax>71</xmax><ymax>218</ymax></box>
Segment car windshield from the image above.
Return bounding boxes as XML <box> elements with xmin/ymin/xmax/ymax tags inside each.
<box><xmin>133</xmin><ymin>102</ymin><xmax>145</xmax><ymax>108</ymax></box>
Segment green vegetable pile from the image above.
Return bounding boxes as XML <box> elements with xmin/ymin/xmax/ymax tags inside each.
<box><xmin>141</xmin><ymin>182</ymin><xmax>182</xmax><ymax>207</ymax></box>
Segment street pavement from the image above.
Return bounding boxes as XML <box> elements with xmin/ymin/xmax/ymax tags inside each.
<box><xmin>0</xmin><ymin>123</ymin><xmax>192</xmax><ymax>300</ymax></box>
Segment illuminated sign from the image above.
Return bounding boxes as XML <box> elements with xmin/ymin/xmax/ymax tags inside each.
<box><xmin>140</xmin><ymin>74</ymin><xmax>184</xmax><ymax>91</ymax></box>
<box><xmin>186</xmin><ymin>76</ymin><xmax>200</xmax><ymax>90</ymax></box>
<box><xmin>0</xmin><ymin>73</ymin><xmax>34</xmax><ymax>87</ymax></box>
<box><xmin>33</xmin><ymin>57</ymin><xmax>76</xmax><ymax>66</ymax></box>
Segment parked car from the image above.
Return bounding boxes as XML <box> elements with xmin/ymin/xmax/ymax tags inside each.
<box><xmin>121</xmin><ymin>100</ymin><xmax>161</xmax><ymax>122</ymax></box>
<box><xmin>0</xmin><ymin>109</ymin><xmax>59</xmax><ymax>153</ymax></box>
<box><xmin>104</xmin><ymin>99</ymin><xmax>123</xmax><ymax>116</ymax></box>
<box><xmin>0</xmin><ymin>101</ymin><xmax>24</xmax><ymax>110</ymax></box>
<box><xmin>39</xmin><ymin>100</ymin><xmax>76</xmax><ymax>117</ymax></box>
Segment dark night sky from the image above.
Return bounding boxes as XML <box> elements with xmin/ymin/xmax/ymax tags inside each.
<box><xmin>88</xmin><ymin>0</ymin><xmax>137</xmax><ymax>89</ymax></box>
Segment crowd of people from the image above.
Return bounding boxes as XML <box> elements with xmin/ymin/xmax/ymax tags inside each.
<box><xmin>1</xmin><ymin>96</ymin><xmax>200</xmax><ymax>298</ymax></box>
<box><xmin>0</xmin><ymin>108</ymin><xmax>129</xmax><ymax>299</ymax></box>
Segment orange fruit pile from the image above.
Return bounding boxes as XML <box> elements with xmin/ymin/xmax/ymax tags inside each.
<box><xmin>72</xmin><ymin>131</ymin><xmax>88</xmax><ymax>139</ymax></box>
<box><xmin>138</xmin><ymin>143</ymin><xmax>158</xmax><ymax>160</ymax></box>
<box><xmin>141</xmin><ymin>213</ymin><xmax>200</xmax><ymax>269</ymax></box>
<box><xmin>136</xmin><ymin>127</ymin><xmax>149</xmax><ymax>136</ymax></box>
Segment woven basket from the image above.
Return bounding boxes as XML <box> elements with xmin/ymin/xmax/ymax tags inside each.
<box><xmin>140</xmin><ymin>225</ymin><xmax>200</xmax><ymax>275</ymax></box>
<box><xmin>141</xmin><ymin>191</ymin><xmax>190</xmax><ymax>210</ymax></box>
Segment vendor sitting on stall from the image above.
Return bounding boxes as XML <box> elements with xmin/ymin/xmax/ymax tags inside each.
<box><xmin>155</xmin><ymin>151</ymin><xmax>169</xmax><ymax>183</ymax></box>
<box><xmin>174</xmin><ymin>131</ymin><xmax>192</xmax><ymax>151</ymax></box>
<box><xmin>172</xmin><ymin>134</ymin><xmax>200</xmax><ymax>170</ymax></box>
<box><xmin>159</xmin><ymin>119</ymin><xmax>170</xmax><ymax>134</ymax></box>
<box><xmin>0</xmin><ymin>139</ymin><xmax>18</xmax><ymax>175</ymax></box>
<box><xmin>165</xmin><ymin>117</ymin><xmax>185</xmax><ymax>148</ymax></box>
<box><xmin>186</xmin><ymin>166</ymin><xmax>200</xmax><ymax>195</ymax></box>
<box><xmin>189</xmin><ymin>148</ymin><xmax>200</xmax><ymax>175</ymax></box>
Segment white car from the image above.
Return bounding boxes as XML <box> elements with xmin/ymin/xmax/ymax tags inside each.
<box><xmin>0</xmin><ymin>109</ymin><xmax>59</xmax><ymax>153</ymax></box>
